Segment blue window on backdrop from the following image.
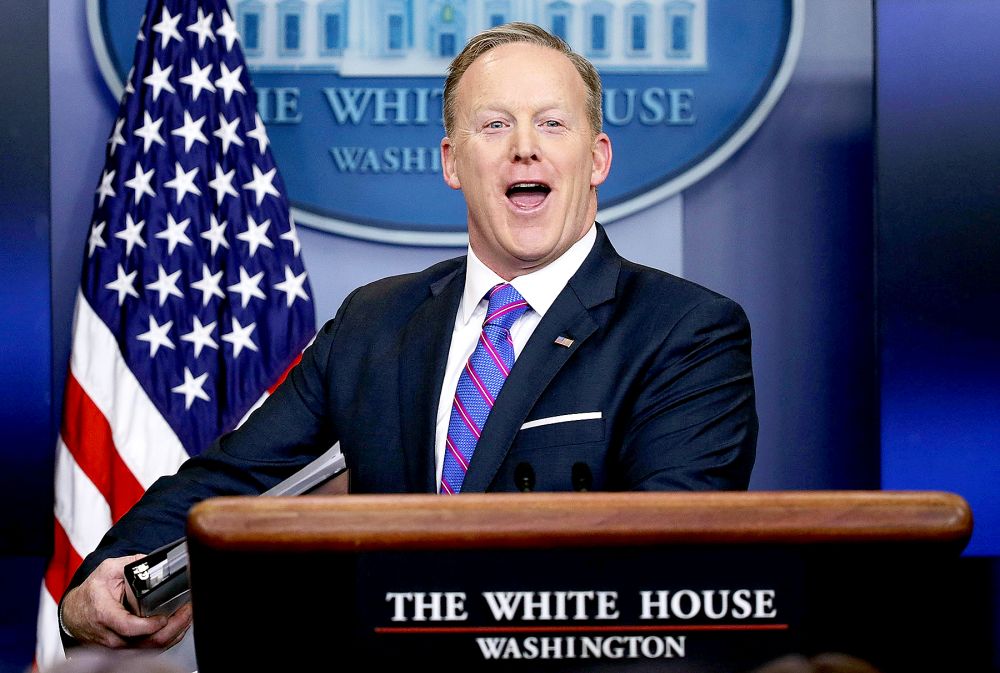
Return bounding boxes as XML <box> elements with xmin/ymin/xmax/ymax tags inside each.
<box><xmin>585</xmin><ymin>2</ymin><xmax>611</xmax><ymax>57</ymax></box>
<box><xmin>388</xmin><ymin>13</ymin><xmax>403</xmax><ymax>51</ymax></box>
<box><xmin>631</xmin><ymin>14</ymin><xmax>646</xmax><ymax>52</ymax></box>
<box><xmin>243</xmin><ymin>13</ymin><xmax>260</xmax><ymax>51</ymax></box>
<box><xmin>591</xmin><ymin>14</ymin><xmax>606</xmax><ymax>51</ymax></box>
<box><xmin>671</xmin><ymin>15</ymin><xmax>688</xmax><ymax>52</ymax></box>
<box><xmin>284</xmin><ymin>14</ymin><xmax>300</xmax><ymax>51</ymax></box>
<box><xmin>279</xmin><ymin>1</ymin><xmax>304</xmax><ymax>56</ymax></box>
<box><xmin>239</xmin><ymin>1</ymin><xmax>264</xmax><ymax>55</ymax></box>
<box><xmin>319</xmin><ymin>1</ymin><xmax>347</xmax><ymax>55</ymax></box>
<box><xmin>486</xmin><ymin>0</ymin><xmax>510</xmax><ymax>28</ymax></box>
<box><xmin>440</xmin><ymin>32</ymin><xmax>456</xmax><ymax>56</ymax></box>
<box><xmin>325</xmin><ymin>13</ymin><xmax>341</xmax><ymax>50</ymax></box>
<box><xmin>552</xmin><ymin>14</ymin><xmax>567</xmax><ymax>40</ymax></box>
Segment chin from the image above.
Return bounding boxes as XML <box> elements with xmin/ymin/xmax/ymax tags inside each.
<box><xmin>504</xmin><ymin>225</ymin><xmax>558</xmax><ymax>255</ymax></box>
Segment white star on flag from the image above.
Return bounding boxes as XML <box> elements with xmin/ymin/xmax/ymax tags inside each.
<box><xmin>108</xmin><ymin>119</ymin><xmax>126</xmax><ymax>156</ymax></box>
<box><xmin>164</xmin><ymin>162</ymin><xmax>202</xmax><ymax>204</ymax></box>
<box><xmin>214</xmin><ymin>62</ymin><xmax>246</xmax><ymax>103</ymax></box>
<box><xmin>134</xmin><ymin>111</ymin><xmax>166</xmax><ymax>153</ymax></box>
<box><xmin>221</xmin><ymin>316</ymin><xmax>258</xmax><ymax>357</ymax></box>
<box><xmin>213</xmin><ymin>113</ymin><xmax>244</xmax><ymax>154</ymax></box>
<box><xmin>96</xmin><ymin>169</ymin><xmax>116</xmax><ymax>206</ymax></box>
<box><xmin>226</xmin><ymin>266</ymin><xmax>266</xmax><ymax>308</ymax></box>
<box><xmin>143</xmin><ymin>59</ymin><xmax>176</xmax><ymax>101</ymax></box>
<box><xmin>186</xmin><ymin>7</ymin><xmax>216</xmax><ymax>48</ymax></box>
<box><xmin>147</xmin><ymin>264</ymin><xmax>184</xmax><ymax>306</ymax></box>
<box><xmin>152</xmin><ymin>7</ymin><xmax>183</xmax><ymax>48</ymax></box>
<box><xmin>190</xmin><ymin>263</ymin><xmax>225</xmax><ymax>306</ymax></box>
<box><xmin>124</xmin><ymin>164</ymin><xmax>157</xmax><ymax>204</ymax></box>
<box><xmin>88</xmin><ymin>221</ymin><xmax>107</xmax><ymax>257</ymax></box>
<box><xmin>179</xmin><ymin>58</ymin><xmax>215</xmax><ymax>101</ymax></box>
<box><xmin>171</xmin><ymin>111</ymin><xmax>209</xmax><ymax>152</ymax></box>
<box><xmin>181</xmin><ymin>316</ymin><xmax>219</xmax><ymax>357</ymax></box>
<box><xmin>171</xmin><ymin>367</ymin><xmax>211</xmax><ymax>409</ymax></box>
<box><xmin>201</xmin><ymin>214</ymin><xmax>229</xmax><ymax>255</ymax></box>
<box><xmin>247</xmin><ymin>113</ymin><xmax>270</xmax><ymax>154</ymax></box>
<box><xmin>274</xmin><ymin>266</ymin><xmax>310</xmax><ymax>307</ymax></box>
<box><xmin>155</xmin><ymin>213</ymin><xmax>194</xmax><ymax>254</ymax></box>
<box><xmin>242</xmin><ymin>165</ymin><xmax>280</xmax><ymax>205</ymax></box>
<box><xmin>236</xmin><ymin>215</ymin><xmax>274</xmax><ymax>257</ymax></box>
<box><xmin>137</xmin><ymin>315</ymin><xmax>176</xmax><ymax>356</ymax></box>
<box><xmin>125</xmin><ymin>65</ymin><xmax>136</xmax><ymax>94</ymax></box>
<box><xmin>104</xmin><ymin>263</ymin><xmax>139</xmax><ymax>305</ymax></box>
<box><xmin>208</xmin><ymin>163</ymin><xmax>238</xmax><ymax>204</ymax></box>
<box><xmin>217</xmin><ymin>9</ymin><xmax>240</xmax><ymax>50</ymax></box>
<box><xmin>280</xmin><ymin>221</ymin><xmax>302</xmax><ymax>256</ymax></box>
<box><xmin>115</xmin><ymin>214</ymin><xmax>147</xmax><ymax>255</ymax></box>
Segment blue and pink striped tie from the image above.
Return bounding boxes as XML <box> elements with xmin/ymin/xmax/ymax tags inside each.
<box><xmin>441</xmin><ymin>283</ymin><xmax>530</xmax><ymax>494</ymax></box>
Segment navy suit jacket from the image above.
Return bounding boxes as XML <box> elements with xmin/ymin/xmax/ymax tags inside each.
<box><xmin>71</xmin><ymin>224</ymin><xmax>756</xmax><ymax>587</ymax></box>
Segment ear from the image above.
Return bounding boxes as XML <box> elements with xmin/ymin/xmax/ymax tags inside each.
<box><xmin>441</xmin><ymin>137</ymin><xmax>462</xmax><ymax>190</ymax></box>
<box><xmin>590</xmin><ymin>132</ymin><xmax>612</xmax><ymax>188</ymax></box>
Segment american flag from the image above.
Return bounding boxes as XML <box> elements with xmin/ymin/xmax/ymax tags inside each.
<box><xmin>35</xmin><ymin>0</ymin><xmax>315</xmax><ymax>665</ymax></box>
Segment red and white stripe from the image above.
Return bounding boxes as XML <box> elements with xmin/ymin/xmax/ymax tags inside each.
<box><xmin>35</xmin><ymin>293</ymin><xmax>190</xmax><ymax>668</ymax></box>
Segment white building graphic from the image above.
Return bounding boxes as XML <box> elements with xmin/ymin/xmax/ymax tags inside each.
<box><xmin>235</xmin><ymin>0</ymin><xmax>708</xmax><ymax>76</ymax></box>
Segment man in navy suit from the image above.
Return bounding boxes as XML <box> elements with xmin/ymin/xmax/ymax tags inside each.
<box><xmin>61</xmin><ymin>22</ymin><xmax>756</xmax><ymax>649</ymax></box>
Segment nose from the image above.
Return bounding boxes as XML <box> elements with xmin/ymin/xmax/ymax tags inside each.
<box><xmin>510</xmin><ymin>123</ymin><xmax>540</xmax><ymax>163</ymax></box>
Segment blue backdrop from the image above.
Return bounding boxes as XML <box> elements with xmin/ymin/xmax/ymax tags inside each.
<box><xmin>1</xmin><ymin>1</ymin><xmax>998</xmax><ymax>671</ymax></box>
<box><xmin>877</xmin><ymin>0</ymin><xmax>1000</xmax><ymax>558</ymax></box>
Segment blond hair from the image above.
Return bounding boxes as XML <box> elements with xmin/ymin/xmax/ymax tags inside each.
<box><xmin>442</xmin><ymin>22</ymin><xmax>603</xmax><ymax>137</ymax></box>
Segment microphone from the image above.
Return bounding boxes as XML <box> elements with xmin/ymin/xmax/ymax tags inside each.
<box><xmin>571</xmin><ymin>462</ymin><xmax>593</xmax><ymax>492</ymax></box>
<box><xmin>514</xmin><ymin>462</ymin><xmax>535</xmax><ymax>492</ymax></box>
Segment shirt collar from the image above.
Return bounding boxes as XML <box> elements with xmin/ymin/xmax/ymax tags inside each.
<box><xmin>459</xmin><ymin>223</ymin><xmax>597</xmax><ymax>325</ymax></box>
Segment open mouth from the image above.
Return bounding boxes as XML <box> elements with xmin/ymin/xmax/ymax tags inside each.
<box><xmin>505</xmin><ymin>182</ymin><xmax>551</xmax><ymax>210</ymax></box>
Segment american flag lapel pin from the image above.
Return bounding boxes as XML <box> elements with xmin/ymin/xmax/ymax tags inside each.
<box><xmin>554</xmin><ymin>336</ymin><xmax>575</xmax><ymax>348</ymax></box>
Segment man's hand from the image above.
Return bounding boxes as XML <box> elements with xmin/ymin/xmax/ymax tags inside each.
<box><xmin>61</xmin><ymin>555</ymin><xmax>192</xmax><ymax>649</ymax></box>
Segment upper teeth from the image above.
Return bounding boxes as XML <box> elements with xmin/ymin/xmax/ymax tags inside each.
<box><xmin>512</xmin><ymin>183</ymin><xmax>543</xmax><ymax>189</ymax></box>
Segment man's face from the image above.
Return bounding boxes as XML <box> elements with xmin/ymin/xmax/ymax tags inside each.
<box><xmin>441</xmin><ymin>43</ymin><xmax>612</xmax><ymax>280</ymax></box>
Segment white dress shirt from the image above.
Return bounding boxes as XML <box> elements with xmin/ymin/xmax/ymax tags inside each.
<box><xmin>434</xmin><ymin>224</ymin><xmax>597</xmax><ymax>489</ymax></box>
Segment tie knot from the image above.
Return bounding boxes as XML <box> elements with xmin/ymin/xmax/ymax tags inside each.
<box><xmin>484</xmin><ymin>283</ymin><xmax>530</xmax><ymax>330</ymax></box>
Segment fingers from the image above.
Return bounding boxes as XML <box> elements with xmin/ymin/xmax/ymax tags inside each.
<box><xmin>132</xmin><ymin>603</ymin><xmax>193</xmax><ymax>649</ymax></box>
<box><xmin>105</xmin><ymin>603</ymin><xmax>168</xmax><ymax>641</ymax></box>
<box><xmin>61</xmin><ymin>555</ymin><xmax>170</xmax><ymax>648</ymax></box>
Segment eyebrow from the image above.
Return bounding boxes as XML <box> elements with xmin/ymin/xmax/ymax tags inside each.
<box><xmin>471</xmin><ymin>103</ymin><xmax>572</xmax><ymax>118</ymax></box>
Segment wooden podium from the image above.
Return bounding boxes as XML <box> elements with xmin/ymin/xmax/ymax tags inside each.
<box><xmin>186</xmin><ymin>492</ymin><xmax>971</xmax><ymax>672</ymax></box>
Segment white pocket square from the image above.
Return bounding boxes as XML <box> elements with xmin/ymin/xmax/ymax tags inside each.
<box><xmin>520</xmin><ymin>412</ymin><xmax>602</xmax><ymax>431</ymax></box>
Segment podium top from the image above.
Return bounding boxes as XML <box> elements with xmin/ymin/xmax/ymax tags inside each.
<box><xmin>187</xmin><ymin>490</ymin><xmax>972</xmax><ymax>553</ymax></box>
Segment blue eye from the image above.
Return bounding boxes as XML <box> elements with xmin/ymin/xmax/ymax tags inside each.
<box><xmin>543</xmin><ymin>120</ymin><xmax>563</xmax><ymax>128</ymax></box>
<box><xmin>487</xmin><ymin>121</ymin><xmax>505</xmax><ymax>129</ymax></box>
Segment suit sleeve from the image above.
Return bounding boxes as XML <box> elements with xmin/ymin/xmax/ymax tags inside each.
<box><xmin>64</xmin><ymin>289</ymin><xmax>360</xmax><ymax>597</ymax></box>
<box><xmin>619</xmin><ymin>296</ymin><xmax>757</xmax><ymax>491</ymax></box>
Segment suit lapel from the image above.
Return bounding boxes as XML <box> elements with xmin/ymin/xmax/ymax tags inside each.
<box><xmin>461</xmin><ymin>226</ymin><xmax>622</xmax><ymax>492</ymax></box>
<box><xmin>398</xmin><ymin>262</ymin><xmax>465</xmax><ymax>493</ymax></box>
